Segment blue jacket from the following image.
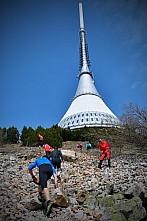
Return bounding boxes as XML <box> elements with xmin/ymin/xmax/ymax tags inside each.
<box><xmin>28</xmin><ymin>156</ymin><xmax>56</xmax><ymax>174</ymax></box>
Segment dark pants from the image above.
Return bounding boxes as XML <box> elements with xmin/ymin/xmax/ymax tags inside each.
<box><xmin>51</xmin><ymin>159</ymin><xmax>61</xmax><ymax>170</ymax></box>
<box><xmin>39</xmin><ymin>140</ymin><xmax>44</xmax><ymax>147</ymax></box>
<box><xmin>39</xmin><ymin>164</ymin><xmax>53</xmax><ymax>189</ymax></box>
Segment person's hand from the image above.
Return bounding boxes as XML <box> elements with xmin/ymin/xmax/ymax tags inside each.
<box><xmin>54</xmin><ymin>178</ymin><xmax>58</xmax><ymax>188</ymax></box>
<box><xmin>32</xmin><ymin>176</ymin><xmax>37</xmax><ymax>183</ymax></box>
<box><xmin>54</xmin><ymin>182</ymin><xmax>58</xmax><ymax>189</ymax></box>
<box><xmin>54</xmin><ymin>174</ymin><xmax>58</xmax><ymax>188</ymax></box>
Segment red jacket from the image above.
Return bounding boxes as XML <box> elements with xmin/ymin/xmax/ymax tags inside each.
<box><xmin>99</xmin><ymin>140</ymin><xmax>110</xmax><ymax>151</ymax></box>
<box><xmin>42</xmin><ymin>144</ymin><xmax>53</xmax><ymax>152</ymax></box>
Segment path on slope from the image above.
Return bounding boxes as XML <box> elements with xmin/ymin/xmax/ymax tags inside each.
<box><xmin>0</xmin><ymin>144</ymin><xmax>147</xmax><ymax>221</ymax></box>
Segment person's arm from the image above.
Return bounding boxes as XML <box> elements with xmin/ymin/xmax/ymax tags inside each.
<box><xmin>28</xmin><ymin>169</ymin><xmax>38</xmax><ymax>183</ymax></box>
<box><xmin>28</xmin><ymin>160</ymin><xmax>38</xmax><ymax>183</ymax></box>
<box><xmin>98</xmin><ymin>141</ymin><xmax>107</xmax><ymax>151</ymax></box>
<box><xmin>59</xmin><ymin>150</ymin><xmax>64</xmax><ymax>162</ymax></box>
<box><xmin>51</xmin><ymin>163</ymin><xmax>58</xmax><ymax>188</ymax></box>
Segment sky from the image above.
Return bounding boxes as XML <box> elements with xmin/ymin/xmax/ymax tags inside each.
<box><xmin>0</xmin><ymin>0</ymin><xmax>147</xmax><ymax>133</ymax></box>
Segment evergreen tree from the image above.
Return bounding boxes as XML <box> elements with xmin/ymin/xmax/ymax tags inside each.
<box><xmin>6</xmin><ymin>126</ymin><xmax>19</xmax><ymax>144</ymax></box>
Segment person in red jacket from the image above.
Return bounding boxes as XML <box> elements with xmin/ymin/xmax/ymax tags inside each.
<box><xmin>42</xmin><ymin>144</ymin><xmax>53</xmax><ymax>159</ymax></box>
<box><xmin>98</xmin><ymin>138</ymin><xmax>111</xmax><ymax>169</ymax></box>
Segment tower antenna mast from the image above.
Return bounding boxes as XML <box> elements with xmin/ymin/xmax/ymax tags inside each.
<box><xmin>79</xmin><ymin>3</ymin><xmax>84</xmax><ymax>29</ymax></box>
<box><xmin>78</xmin><ymin>3</ymin><xmax>91</xmax><ymax>74</ymax></box>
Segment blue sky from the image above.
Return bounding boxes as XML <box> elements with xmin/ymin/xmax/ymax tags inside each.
<box><xmin>0</xmin><ymin>0</ymin><xmax>147</xmax><ymax>132</ymax></box>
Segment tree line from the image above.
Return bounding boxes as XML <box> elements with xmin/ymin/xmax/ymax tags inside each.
<box><xmin>0</xmin><ymin>104</ymin><xmax>146</xmax><ymax>150</ymax></box>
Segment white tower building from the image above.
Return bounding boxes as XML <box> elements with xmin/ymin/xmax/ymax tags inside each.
<box><xmin>58</xmin><ymin>3</ymin><xmax>120</xmax><ymax>129</ymax></box>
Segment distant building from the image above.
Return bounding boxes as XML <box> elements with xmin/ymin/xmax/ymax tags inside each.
<box><xmin>58</xmin><ymin>3</ymin><xmax>121</xmax><ymax>129</ymax></box>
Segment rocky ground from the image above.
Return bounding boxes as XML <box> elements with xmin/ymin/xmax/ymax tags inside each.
<box><xmin>0</xmin><ymin>144</ymin><xmax>147</xmax><ymax>221</ymax></box>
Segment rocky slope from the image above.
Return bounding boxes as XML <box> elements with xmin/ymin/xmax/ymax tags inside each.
<box><xmin>0</xmin><ymin>145</ymin><xmax>147</xmax><ymax>221</ymax></box>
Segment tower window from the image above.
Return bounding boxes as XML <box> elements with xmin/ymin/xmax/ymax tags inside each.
<box><xmin>86</xmin><ymin>118</ymin><xmax>88</xmax><ymax>121</ymax></box>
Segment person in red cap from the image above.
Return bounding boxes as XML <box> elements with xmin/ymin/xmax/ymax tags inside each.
<box><xmin>38</xmin><ymin>134</ymin><xmax>44</xmax><ymax>147</ymax></box>
<box><xmin>98</xmin><ymin>138</ymin><xmax>111</xmax><ymax>169</ymax></box>
<box><xmin>42</xmin><ymin>144</ymin><xmax>53</xmax><ymax>159</ymax></box>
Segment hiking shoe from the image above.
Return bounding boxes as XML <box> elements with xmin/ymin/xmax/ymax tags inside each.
<box><xmin>46</xmin><ymin>203</ymin><xmax>53</xmax><ymax>217</ymax></box>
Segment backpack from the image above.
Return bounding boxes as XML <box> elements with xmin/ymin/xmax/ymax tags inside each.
<box><xmin>51</xmin><ymin>150</ymin><xmax>59</xmax><ymax>159</ymax></box>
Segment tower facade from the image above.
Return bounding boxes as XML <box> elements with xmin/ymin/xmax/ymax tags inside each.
<box><xmin>58</xmin><ymin>3</ymin><xmax>120</xmax><ymax>129</ymax></box>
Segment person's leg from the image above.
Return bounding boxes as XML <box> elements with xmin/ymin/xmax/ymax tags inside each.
<box><xmin>37</xmin><ymin>183</ymin><xmax>44</xmax><ymax>202</ymax></box>
<box><xmin>38</xmin><ymin>184</ymin><xmax>42</xmax><ymax>193</ymax></box>
<box><xmin>41</xmin><ymin>140</ymin><xmax>44</xmax><ymax>147</ymax></box>
<box><xmin>98</xmin><ymin>160</ymin><xmax>103</xmax><ymax>169</ymax></box>
<box><xmin>108</xmin><ymin>159</ymin><xmax>111</xmax><ymax>168</ymax></box>
<box><xmin>56</xmin><ymin>160</ymin><xmax>61</xmax><ymax>169</ymax></box>
<box><xmin>43</xmin><ymin>188</ymin><xmax>50</xmax><ymax>202</ymax></box>
<box><xmin>106</xmin><ymin>149</ymin><xmax>111</xmax><ymax>168</ymax></box>
<box><xmin>43</xmin><ymin>186</ymin><xmax>53</xmax><ymax>217</ymax></box>
<box><xmin>56</xmin><ymin>161</ymin><xmax>61</xmax><ymax>177</ymax></box>
<box><xmin>39</xmin><ymin>165</ymin><xmax>51</xmax><ymax>202</ymax></box>
<box><xmin>98</xmin><ymin>152</ymin><xmax>105</xmax><ymax>169</ymax></box>
<box><xmin>39</xmin><ymin>165</ymin><xmax>53</xmax><ymax>216</ymax></box>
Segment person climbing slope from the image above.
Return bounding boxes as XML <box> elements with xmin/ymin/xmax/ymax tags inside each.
<box><xmin>42</xmin><ymin>143</ymin><xmax>53</xmax><ymax>159</ymax></box>
<box><xmin>28</xmin><ymin>150</ymin><xmax>58</xmax><ymax>217</ymax></box>
<box><xmin>98</xmin><ymin>138</ymin><xmax>111</xmax><ymax>170</ymax></box>
<box><xmin>38</xmin><ymin>134</ymin><xmax>44</xmax><ymax>147</ymax></box>
<box><xmin>50</xmin><ymin>146</ymin><xmax>64</xmax><ymax>176</ymax></box>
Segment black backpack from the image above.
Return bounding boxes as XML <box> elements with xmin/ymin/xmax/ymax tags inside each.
<box><xmin>51</xmin><ymin>150</ymin><xmax>60</xmax><ymax>159</ymax></box>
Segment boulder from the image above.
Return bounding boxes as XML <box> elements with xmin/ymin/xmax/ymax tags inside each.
<box><xmin>50</xmin><ymin>188</ymin><xmax>70</xmax><ymax>207</ymax></box>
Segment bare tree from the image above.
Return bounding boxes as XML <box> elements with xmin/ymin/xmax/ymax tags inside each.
<box><xmin>120</xmin><ymin>103</ymin><xmax>147</xmax><ymax>149</ymax></box>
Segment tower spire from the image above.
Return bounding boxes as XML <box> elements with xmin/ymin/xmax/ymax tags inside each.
<box><xmin>79</xmin><ymin>3</ymin><xmax>84</xmax><ymax>29</ymax></box>
<box><xmin>58</xmin><ymin>3</ymin><xmax>120</xmax><ymax>129</ymax></box>
<box><xmin>78</xmin><ymin>3</ymin><xmax>90</xmax><ymax>74</ymax></box>
<box><xmin>75</xmin><ymin>3</ymin><xmax>100</xmax><ymax>99</ymax></box>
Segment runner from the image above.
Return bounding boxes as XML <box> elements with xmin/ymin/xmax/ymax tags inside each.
<box><xmin>28</xmin><ymin>151</ymin><xmax>58</xmax><ymax>217</ymax></box>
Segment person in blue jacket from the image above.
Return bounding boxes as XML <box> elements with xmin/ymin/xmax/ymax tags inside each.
<box><xmin>28</xmin><ymin>153</ymin><xmax>58</xmax><ymax>217</ymax></box>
